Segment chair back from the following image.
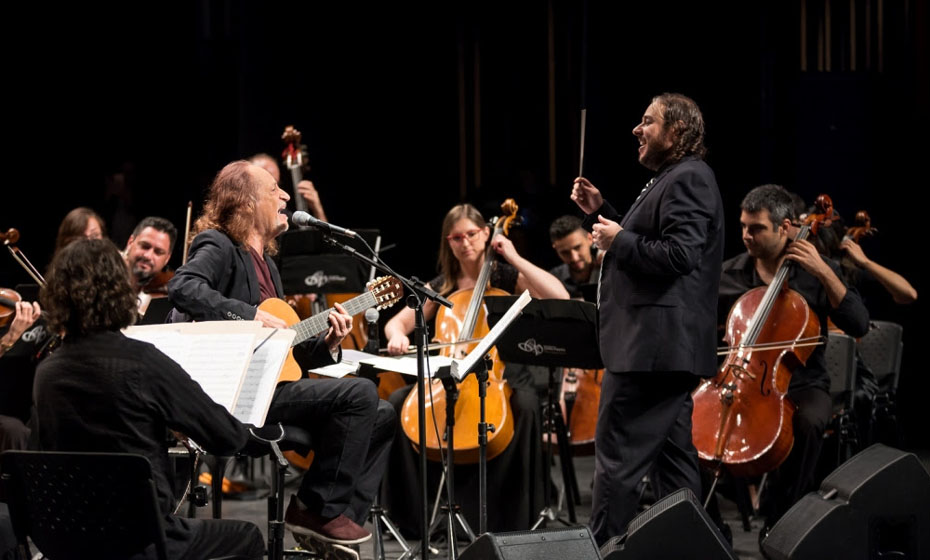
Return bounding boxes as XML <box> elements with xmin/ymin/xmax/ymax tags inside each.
<box><xmin>825</xmin><ymin>333</ymin><xmax>857</xmax><ymax>411</ymax></box>
<box><xmin>0</xmin><ymin>450</ymin><xmax>167</xmax><ymax>560</ymax></box>
<box><xmin>856</xmin><ymin>321</ymin><xmax>904</xmax><ymax>391</ymax></box>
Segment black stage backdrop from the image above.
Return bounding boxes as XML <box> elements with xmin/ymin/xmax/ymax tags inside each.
<box><xmin>2</xmin><ymin>1</ymin><xmax>927</xmax><ymax>447</ymax></box>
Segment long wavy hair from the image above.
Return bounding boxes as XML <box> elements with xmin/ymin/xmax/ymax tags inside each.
<box><xmin>654</xmin><ymin>92</ymin><xmax>707</xmax><ymax>163</ymax></box>
<box><xmin>436</xmin><ymin>204</ymin><xmax>487</xmax><ymax>297</ymax></box>
<box><xmin>41</xmin><ymin>238</ymin><xmax>137</xmax><ymax>337</ymax></box>
<box><xmin>54</xmin><ymin>207</ymin><xmax>107</xmax><ymax>255</ymax></box>
<box><xmin>191</xmin><ymin>161</ymin><xmax>278</xmax><ymax>255</ymax></box>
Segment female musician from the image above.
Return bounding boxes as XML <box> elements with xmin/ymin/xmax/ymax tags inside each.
<box><xmin>809</xmin><ymin>213</ymin><xmax>918</xmax><ymax>306</ymax></box>
<box><xmin>384</xmin><ymin>203</ymin><xmax>569</xmax><ymax>355</ymax></box>
<box><xmin>381</xmin><ymin>203</ymin><xmax>568</xmax><ymax>535</ymax></box>
<box><xmin>717</xmin><ymin>185</ymin><xmax>869</xmax><ymax>539</ymax></box>
<box><xmin>53</xmin><ymin>207</ymin><xmax>106</xmax><ymax>255</ymax></box>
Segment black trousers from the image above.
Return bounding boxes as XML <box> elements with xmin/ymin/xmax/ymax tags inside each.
<box><xmin>266</xmin><ymin>376</ymin><xmax>396</xmax><ymax>523</ymax></box>
<box><xmin>137</xmin><ymin>516</ymin><xmax>265</xmax><ymax>560</ymax></box>
<box><xmin>589</xmin><ymin>371</ymin><xmax>701</xmax><ymax>546</ymax></box>
<box><xmin>0</xmin><ymin>416</ymin><xmax>29</xmax><ymax>453</ymax></box>
<box><xmin>381</xmin><ymin>382</ymin><xmax>545</xmax><ymax>537</ymax></box>
<box><xmin>760</xmin><ymin>385</ymin><xmax>832</xmax><ymax>526</ymax></box>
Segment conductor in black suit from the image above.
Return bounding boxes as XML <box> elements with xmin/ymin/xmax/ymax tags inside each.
<box><xmin>571</xmin><ymin>93</ymin><xmax>725</xmax><ymax>545</ymax></box>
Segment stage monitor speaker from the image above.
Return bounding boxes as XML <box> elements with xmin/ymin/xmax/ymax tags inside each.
<box><xmin>600</xmin><ymin>488</ymin><xmax>736</xmax><ymax>560</ymax></box>
<box><xmin>763</xmin><ymin>443</ymin><xmax>930</xmax><ymax>560</ymax></box>
<box><xmin>459</xmin><ymin>527</ymin><xmax>601</xmax><ymax>560</ymax></box>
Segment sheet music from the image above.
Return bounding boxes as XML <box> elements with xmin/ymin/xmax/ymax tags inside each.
<box><xmin>124</xmin><ymin>321</ymin><xmax>263</xmax><ymax>412</ymax></box>
<box><xmin>234</xmin><ymin>328</ymin><xmax>296</xmax><ymax>425</ymax></box>
<box><xmin>357</xmin><ymin>355</ymin><xmax>455</xmax><ymax>378</ymax></box>
<box><xmin>451</xmin><ymin>289</ymin><xmax>532</xmax><ymax>381</ymax></box>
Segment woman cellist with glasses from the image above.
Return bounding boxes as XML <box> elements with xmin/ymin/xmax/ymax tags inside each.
<box><xmin>381</xmin><ymin>202</ymin><xmax>569</xmax><ymax>538</ymax></box>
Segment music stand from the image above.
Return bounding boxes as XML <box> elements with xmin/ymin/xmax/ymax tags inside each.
<box><xmin>485</xmin><ymin>296</ymin><xmax>602</xmax><ymax>528</ymax></box>
<box><xmin>277</xmin><ymin>228</ymin><xmax>381</xmax><ymax>295</ymax></box>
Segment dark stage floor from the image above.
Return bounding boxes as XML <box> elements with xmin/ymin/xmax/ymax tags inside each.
<box><xmin>195</xmin><ymin>447</ymin><xmax>930</xmax><ymax>559</ymax></box>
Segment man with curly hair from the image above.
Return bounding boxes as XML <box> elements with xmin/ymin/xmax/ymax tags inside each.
<box><xmin>167</xmin><ymin>161</ymin><xmax>394</xmax><ymax>554</ymax></box>
<box><xmin>31</xmin><ymin>238</ymin><xmax>265</xmax><ymax>560</ymax></box>
<box><xmin>571</xmin><ymin>93</ymin><xmax>725</xmax><ymax>544</ymax></box>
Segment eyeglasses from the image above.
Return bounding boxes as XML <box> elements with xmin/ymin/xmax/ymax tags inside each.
<box><xmin>446</xmin><ymin>229</ymin><xmax>483</xmax><ymax>244</ymax></box>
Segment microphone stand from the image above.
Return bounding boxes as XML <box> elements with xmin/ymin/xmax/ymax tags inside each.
<box><xmin>323</xmin><ymin>235</ymin><xmax>451</xmax><ymax>560</ymax></box>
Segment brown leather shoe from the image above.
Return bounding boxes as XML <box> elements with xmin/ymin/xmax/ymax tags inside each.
<box><xmin>285</xmin><ymin>495</ymin><xmax>372</xmax><ymax>545</ymax></box>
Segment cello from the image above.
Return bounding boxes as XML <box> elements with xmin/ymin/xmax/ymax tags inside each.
<box><xmin>558</xmin><ymin>367</ymin><xmax>602</xmax><ymax>453</ymax></box>
<box><xmin>691</xmin><ymin>195</ymin><xmax>835</xmax><ymax>478</ymax></box>
<box><xmin>400</xmin><ymin>200</ymin><xmax>519</xmax><ymax>463</ymax></box>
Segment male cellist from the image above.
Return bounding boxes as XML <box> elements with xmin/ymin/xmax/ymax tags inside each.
<box><xmin>717</xmin><ymin>184</ymin><xmax>869</xmax><ymax>542</ymax></box>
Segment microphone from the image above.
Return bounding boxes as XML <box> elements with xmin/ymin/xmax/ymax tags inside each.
<box><xmin>291</xmin><ymin>211</ymin><xmax>357</xmax><ymax>238</ymax></box>
<box><xmin>363</xmin><ymin>308</ymin><xmax>380</xmax><ymax>354</ymax></box>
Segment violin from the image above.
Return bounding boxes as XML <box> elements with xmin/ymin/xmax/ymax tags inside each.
<box><xmin>0</xmin><ymin>287</ymin><xmax>23</xmax><ymax>328</ymax></box>
<box><xmin>691</xmin><ymin>195</ymin><xmax>834</xmax><ymax>478</ymax></box>
<box><xmin>400</xmin><ymin>200</ymin><xmax>521</xmax><ymax>463</ymax></box>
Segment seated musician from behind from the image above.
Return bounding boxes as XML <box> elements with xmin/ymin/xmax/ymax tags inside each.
<box><xmin>548</xmin><ymin>214</ymin><xmax>601</xmax><ymax>299</ymax></box>
<box><xmin>381</xmin><ymin>203</ymin><xmax>569</xmax><ymax>534</ymax></box>
<box><xmin>32</xmin><ymin>238</ymin><xmax>265</xmax><ymax>560</ymax></box>
<box><xmin>167</xmin><ymin>160</ymin><xmax>394</xmax><ymax>551</ymax></box>
<box><xmin>717</xmin><ymin>184</ymin><xmax>869</xmax><ymax>539</ymax></box>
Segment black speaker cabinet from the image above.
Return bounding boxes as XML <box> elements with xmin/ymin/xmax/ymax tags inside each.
<box><xmin>763</xmin><ymin>444</ymin><xmax>930</xmax><ymax>560</ymax></box>
<box><xmin>459</xmin><ymin>527</ymin><xmax>601</xmax><ymax>559</ymax></box>
<box><xmin>600</xmin><ymin>488</ymin><xmax>736</xmax><ymax>559</ymax></box>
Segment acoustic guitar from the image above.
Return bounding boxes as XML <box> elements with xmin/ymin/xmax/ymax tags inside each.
<box><xmin>258</xmin><ymin>275</ymin><xmax>403</xmax><ymax>384</ymax></box>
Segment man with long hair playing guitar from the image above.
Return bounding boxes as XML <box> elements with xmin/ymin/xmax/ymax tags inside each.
<box><xmin>167</xmin><ymin>160</ymin><xmax>395</xmax><ymax>558</ymax></box>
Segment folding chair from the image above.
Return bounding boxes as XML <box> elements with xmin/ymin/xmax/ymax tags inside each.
<box><xmin>1</xmin><ymin>450</ymin><xmax>169</xmax><ymax>560</ymax></box>
<box><xmin>856</xmin><ymin>321</ymin><xmax>904</xmax><ymax>446</ymax></box>
<box><xmin>823</xmin><ymin>333</ymin><xmax>859</xmax><ymax>464</ymax></box>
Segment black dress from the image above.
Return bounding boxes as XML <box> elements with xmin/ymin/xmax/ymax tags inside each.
<box><xmin>380</xmin><ymin>261</ymin><xmax>546</xmax><ymax>537</ymax></box>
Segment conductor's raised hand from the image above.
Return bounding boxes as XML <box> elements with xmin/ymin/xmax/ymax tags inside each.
<box><xmin>571</xmin><ymin>177</ymin><xmax>604</xmax><ymax>215</ymax></box>
<box><xmin>324</xmin><ymin>302</ymin><xmax>353</xmax><ymax>352</ymax></box>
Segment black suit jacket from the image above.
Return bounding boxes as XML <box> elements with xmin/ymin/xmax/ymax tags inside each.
<box><xmin>584</xmin><ymin>156</ymin><xmax>724</xmax><ymax>377</ymax></box>
<box><xmin>166</xmin><ymin>228</ymin><xmax>334</xmax><ymax>370</ymax></box>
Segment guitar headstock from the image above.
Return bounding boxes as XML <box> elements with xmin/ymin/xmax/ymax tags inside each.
<box><xmin>281</xmin><ymin>125</ymin><xmax>310</xmax><ymax>171</ymax></box>
<box><xmin>367</xmin><ymin>276</ymin><xmax>404</xmax><ymax>311</ymax></box>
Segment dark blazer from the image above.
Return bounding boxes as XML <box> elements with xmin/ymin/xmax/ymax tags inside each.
<box><xmin>166</xmin><ymin>228</ymin><xmax>333</xmax><ymax>370</ymax></box>
<box><xmin>583</xmin><ymin>156</ymin><xmax>724</xmax><ymax>377</ymax></box>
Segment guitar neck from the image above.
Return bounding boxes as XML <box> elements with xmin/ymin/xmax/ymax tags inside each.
<box><xmin>290</xmin><ymin>291</ymin><xmax>377</xmax><ymax>346</ymax></box>
<box><xmin>288</xmin><ymin>166</ymin><xmax>309</xmax><ymax>213</ymax></box>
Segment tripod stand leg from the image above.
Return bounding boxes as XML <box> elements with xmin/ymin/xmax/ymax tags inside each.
<box><xmin>379</xmin><ymin>512</ymin><xmax>411</xmax><ymax>554</ymax></box>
